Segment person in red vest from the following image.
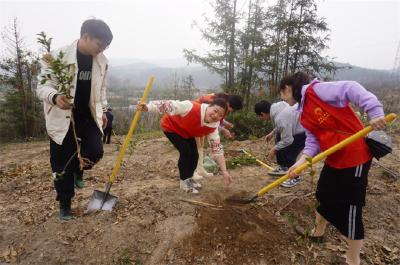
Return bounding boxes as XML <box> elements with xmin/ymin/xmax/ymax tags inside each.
<box><xmin>193</xmin><ymin>93</ymin><xmax>243</xmax><ymax>179</ymax></box>
<box><xmin>279</xmin><ymin>72</ymin><xmax>386</xmax><ymax>265</ymax></box>
<box><xmin>136</xmin><ymin>98</ymin><xmax>233</xmax><ymax>194</ymax></box>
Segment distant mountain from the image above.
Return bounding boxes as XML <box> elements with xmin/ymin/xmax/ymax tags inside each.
<box><xmin>333</xmin><ymin>63</ymin><xmax>396</xmax><ymax>89</ymax></box>
<box><xmin>107</xmin><ymin>59</ymin><xmax>397</xmax><ymax>91</ymax></box>
<box><xmin>108</xmin><ymin>63</ymin><xmax>223</xmax><ymax>90</ymax></box>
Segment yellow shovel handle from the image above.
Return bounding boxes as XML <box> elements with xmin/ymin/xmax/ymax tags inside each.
<box><xmin>241</xmin><ymin>149</ymin><xmax>275</xmax><ymax>171</ymax></box>
<box><xmin>108</xmin><ymin>76</ymin><xmax>155</xmax><ymax>183</ymax></box>
<box><xmin>256</xmin><ymin>113</ymin><xmax>397</xmax><ymax>197</ymax></box>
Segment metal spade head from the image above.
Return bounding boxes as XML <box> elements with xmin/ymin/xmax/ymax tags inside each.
<box><xmin>224</xmin><ymin>193</ymin><xmax>259</xmax><ymax>205</ymax></box>
<box><xmin>86</xmin><ymin>189</ymin><xmax>118</xmax><ymax>212</ymax></box>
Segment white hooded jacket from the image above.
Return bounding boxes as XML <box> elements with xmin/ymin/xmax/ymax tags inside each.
<box><xmin>36</xmin><ymin>40</ymin><xmax>109</xmax><ymax>145</ymax></box>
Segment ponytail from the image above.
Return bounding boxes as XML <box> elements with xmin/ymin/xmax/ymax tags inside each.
<box><xmin>279</xmin><ymin>71</ymin><xmax>310</xmax><ymax>103</ymax></box>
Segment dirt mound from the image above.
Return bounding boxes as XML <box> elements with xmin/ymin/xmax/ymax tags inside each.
<box><xmin>169</xmin><ymin>194</ymin><xmax>293</xmax><ymax>265</ymax></box>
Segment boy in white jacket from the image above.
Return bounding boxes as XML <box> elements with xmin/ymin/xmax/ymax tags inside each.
<box><xmin>36</xmin><ymin>19</ymin><xmax>113</xmax><ymax>220</ymax></box>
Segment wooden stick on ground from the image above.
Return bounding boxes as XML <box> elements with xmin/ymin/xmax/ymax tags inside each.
<box><xmin>275</xmin><ymin>191</ymin><xmax>315</xmax><ymax>215</ymax></box>
<box><xmin>180</xmin><ymin>199</ymin><xmax>223</xmax><ymax>209</ymax></box>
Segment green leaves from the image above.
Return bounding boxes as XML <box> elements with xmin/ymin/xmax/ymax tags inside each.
<box><xmin>39</xmin><ymin>52</ymin><xmax>74</xmax><ymax>97</ymax></box>
<box><xmin>38</xmin><ymin>34</ymin><xmax>74</xmax><ymax>99</ymax></box>
<box><xmin>226</xmin><ymin>154</ymin><xmax>257</xmax><ymax>169</ymax></box>
<box><xmin>36</xmin><ymin>31</ymin><xmax>52</xmax><ymax>53</ymax></box>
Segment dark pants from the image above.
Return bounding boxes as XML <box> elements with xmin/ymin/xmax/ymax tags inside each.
<box><xmin>103</xmin><ymin>127</ymin><xmax>112</xmax><ymax>144</ymax></box>
<box><xmin>276</xmin><ymin>133</ymin><xmax>306</xmax><ymax>168</ymax></box>
<box><xmin>164</xmin><ymin>131</ymin><xmax>198</xmax><ymax>181</ymax></box>
<box><xmin>50</xmin><ymin>118</ymin><xmax>103</xmax><ymax>203</ymax></box>
<box><xmin>316</xmin><ymin>160</ymin><xmax>372</xmax><ymax>240</ymax></box>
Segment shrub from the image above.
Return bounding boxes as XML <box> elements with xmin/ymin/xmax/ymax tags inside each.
<box><xmin>228</xmin><ymin>110</ymin><xmax>272</xmax><ymax>140</ymax></box>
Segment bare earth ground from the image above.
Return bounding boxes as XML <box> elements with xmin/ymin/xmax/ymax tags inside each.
<box><xmin>0</xmin><ymin>135</ymin><xmax>399</xmax><ymax>265</ymax></box>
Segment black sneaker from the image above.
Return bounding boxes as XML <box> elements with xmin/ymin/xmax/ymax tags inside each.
<box><xmin>268</xmin><ymin>166</ymin><xmax>288</xmax><ymax>176</ymax></box>
<box><xmin>280</xmin><ymin>177</ymin><xmax>301</xmax><ymax>188</ymax></box>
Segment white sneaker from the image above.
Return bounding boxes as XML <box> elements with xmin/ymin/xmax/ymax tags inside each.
<box><xmin>189</xmin><ymin>178</ymin><xmax>202</xmax><ymax>188</ymax></box>
<box><xmin>192</xmin><ymin>172</ymin><xmax>204</xmax><ymax>180</ymax></box>
<box><xmin>180</xmin><ymin>179</ymin><xmax>199</xmax><ymax>194</ymax></box>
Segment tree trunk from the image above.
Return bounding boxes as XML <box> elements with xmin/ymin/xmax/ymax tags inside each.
<box><xmin>12</xmin><ymin>18</ymin><xmax>29</xmax><ymax>138</ymax></box>
<box><xmin>228</xmin><ymin>0</ymin><xmax>237</xmax><ymax>89</ymax></box>
<box><xmin>292</xmin><ymin>3</ymin><xmax>303</xmax><ymax>72</ymax></box>
<box><xmin>283</xmin><ymin>0</ymin><xmax>295</xmax><ymax>75</ymax></box>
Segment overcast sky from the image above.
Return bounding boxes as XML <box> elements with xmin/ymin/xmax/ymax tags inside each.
<box><xmin>1</xmin><ymin>0</ymin><xmax>399</xmax><ymax>70</ymax></box>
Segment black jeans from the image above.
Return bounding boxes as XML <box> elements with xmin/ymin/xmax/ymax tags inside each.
<box><xmin>103</xmin><ymin>127</ymin><xmax>112</xmax><ymax>144</ymax></box>
<box><xmin>50</xmin><ymin>118</ymin><xmax>103</xmax><ymax>202</ymax></box>
<box><xmin>276</xmin><ymin>132</ymin><xmax>306</xmax><ymax>168</ymax></box>
<box><xmin>164</xmin><ymin>131</ymin><xmax>198</xmax><ymax>181</ymax></box>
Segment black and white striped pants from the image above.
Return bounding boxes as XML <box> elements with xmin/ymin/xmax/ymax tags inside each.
<box><xmin>316</xmin><ymin>161</ymin><xmax>372</xmax><ymax>240</ymax></box>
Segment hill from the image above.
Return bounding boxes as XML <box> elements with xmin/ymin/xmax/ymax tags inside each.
<box><xmin>108</xmin><ymin>61</ymin><xmax>223</xmax><ymax>90</ymax></box>
<box><xmin>107</xmin><ymin>59</ymin><xmax>397</xmax><ymax>91</ymax></box>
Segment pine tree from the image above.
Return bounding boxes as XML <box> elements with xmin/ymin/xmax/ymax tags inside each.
<box><xmin>183</xmin><ymin>0</ymin><xmax>238</xmax><ymax>90</ymax></box>
<box><xmin>0</xmin><ymin>18</ymin><xmax>44</xmax><ymax>141</ymax></box>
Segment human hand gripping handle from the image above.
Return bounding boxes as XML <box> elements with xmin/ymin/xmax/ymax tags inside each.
<box><xmin>136</xmin><ymin>103</ymin><xmax>148</xmax><ymax>112</ymax></box>
<box><xmin>287</xmin><ymin>154</ymin><xmax>308</xmax><ymax>178</ymax></box>
<box><xmin>369</xmin><ymin>116</ymin><xmax>386</xmax><ymax>131</ymax></box>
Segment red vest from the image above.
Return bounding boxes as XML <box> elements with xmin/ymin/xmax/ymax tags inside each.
<box><xmin>161</xmin><ymin>102</ymin><xmax>216</xmax><ymax>139</ymax></box>
<box><xmin>301</xmin><ymin>82</ymin><xmax>372</xmax><ymax>168</ymax></box>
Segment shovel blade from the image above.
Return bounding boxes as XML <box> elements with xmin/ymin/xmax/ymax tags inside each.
<box><xmin>86</xmin><ymin>190</ymin><xmax>118</xmax><ymax>212</ymax></box>
<box><xmin>224</xmin><ymin>194</ymin><xmax>259</xmax><ymax>205</ymax></box>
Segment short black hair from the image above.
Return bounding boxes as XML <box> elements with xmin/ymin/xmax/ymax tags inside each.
<box><xmin>254</xmin><ymin>100</ymin><xmax>271</xmax><ymax>116</ymax></box>
<box><xmin>80</xmin><ymin>19</ymin><xmax>113</xmax><ymax>47</ymax></box>
<box><xmin>227</xmin><ymin>95</ymin><xmax>243</xmax><ymax>111</ymax></box>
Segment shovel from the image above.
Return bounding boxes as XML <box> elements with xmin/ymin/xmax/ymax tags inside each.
<box><xmin>231</xmin><ymin>113</ymin><xmax>397</xmax><ymax>204</ymax></box>
<box><xmin>87</xmin><ymin>76</ymin><xmax>155</xmax><ymax>212</ymax></box>
<box><xmin>241</xmin><ymin>149</ymin><xmax>274</xmax><ymax>171</ymax></box>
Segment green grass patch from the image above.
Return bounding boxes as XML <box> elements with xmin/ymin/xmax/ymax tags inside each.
<box><xmin>226</xmin><ymin>154</ymin><xmax>258</xmax><ymax>169</ymax></box>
